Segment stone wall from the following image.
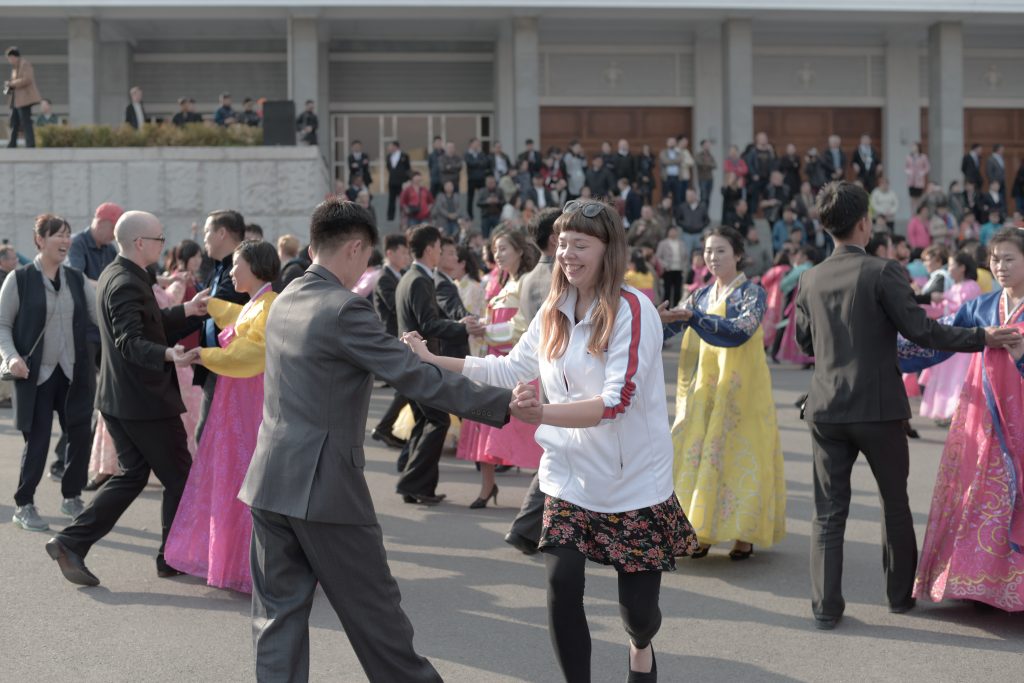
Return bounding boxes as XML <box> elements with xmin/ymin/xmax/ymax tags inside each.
<box><xmin>0</xmin><ymin>146</ymin><xmax>330</xmax><ymax>254</ymax></box>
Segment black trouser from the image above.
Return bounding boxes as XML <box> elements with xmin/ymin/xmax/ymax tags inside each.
<box><xmin>8</xmin><ymin>105</ymin><xmax>34</xmax><ymax>148</ymax></box>
<box><xmin>545</xmin><ymin>547</ymin><xmax>663</xmax><ymax>683</ymax></box>
<box><xmin>194</xmin><ymin>372</ymin><xmax>217</xmax><ymax>445</ymax></box>
<box><xmin>15</xmin><ymin>368</ymin><xmax>90</xmax><ymax>506</ymax></box>
<box><xmin>395</xmin><ymin>401</ymin><xmax>449</xmax><ymax>497</ymax></box>
<box><xmin>808</xmin><ymin>420</ymin><xmax>917</xmax><ymax>619</ymax></box>
<box><xmin>375</xmin><ymin>392</ymin><xmax>408</xmax><ymax>437</ymax></box>
<box><xmin>51</xmin><ymin>340</ymin><xmax>102</xmax><ymax>471</ymax></box>
<box><xmin>56</xmin><ymin>413</ymin><xmax>192</xmax><ymax>566</ymax></box>
<box><xmin>661</xmin><ymin>270</ymin><xmax>683</xmax><ymax>308</ymax></box>
<box><xmin>466</xmin><ymin>180</ymin><xmax>484</xmax><ymax>219</ymax></box>
<box><xmin>387</xmin><ymin>185</ymin><xmax>402</xmax><ymax>221</ymax></box>
<box><xmin>250</xmin><ymin>508</ymin><xmax>441</xmax><ymax>683</ymax></box>
<box><xmin>507</xmin><ymin>472</ymin><xmax>545</xmax><ymax>544</ymax></box>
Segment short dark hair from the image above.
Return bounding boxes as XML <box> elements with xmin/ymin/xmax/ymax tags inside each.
<box><xmin>816</xmin><ymin>181</ymin><xmax>869</xmax><ymax>239</ymax></box>
<box><xmin>529</xmin><ymin>207</ymin><xmax>561</xmax><ymax>251</ymax></box>
<box><xmin>988</xmin><ymin>227</ymin><xmax>1024</xmax><ymax>257</ymax></box>
<box><xmin>384</xmin><ymin>234</ymin><xmax>407</xmax><ymax>252</ymax></box>
<box><xmin>970</xmin><ymin>143</ymin><xmax>982</xmax><ymax>151</ymax></box>
<box><xmin>440</xmin><ymin>236</ymin><xmax>456</xmax><ymax>249</ymax></box>
<box><xmin>243</xmin><ymin>97</ymin><xmax>253</xmax><ymax>104</ymax></box>
<box><xmin>34</xmin><ymin>214</ymin><xmax>70</xmax><ymax>241</ymax></box>
<box><xmin>5</xmin><ymin>47</ymin><xmax>20</xmax><ymax>57</ymax></box>
<box><xmin>525</xmin><ymin>138</ymin><xmax>534</xmax><ymax>145</ymax></box>
<box><xmin>208</xmin><ymin>210</ymin><xmax>246</xmax><ymax>243</ymax></box>
<box><xmin>234</xmin><ymin>240</ymin><xmax>281</xmax><ymax>282</ymax></box>
<box><xmin>408</xmin><ymin>225</ymin><xmax>443</xmax><ymax>259</ymax></box>
<box><xmin>309</xmin><ymin>199</ymin><xmax>378</xmax><ymax>255</ymax></box>
<box><xmin>305</xmin><ymin>99</ymin><xmax>314</xmax><ymax>106</ymax></box>
<box><xmin>245</xmin><ymin>223</ymin><xmax>263</xmax><ymax>238</ymax></box>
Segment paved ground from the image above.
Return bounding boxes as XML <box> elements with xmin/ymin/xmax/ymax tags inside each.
<box><xmin>0</xmin><ymin>351</ymin><xmax>1021</xmax><ymax>683</ymax></box>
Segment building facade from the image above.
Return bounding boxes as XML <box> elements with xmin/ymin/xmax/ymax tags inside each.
<box><xmin>2</xmin><ymin>1</ymin><xmax>1024</xmax><ymax>221</ymax></box>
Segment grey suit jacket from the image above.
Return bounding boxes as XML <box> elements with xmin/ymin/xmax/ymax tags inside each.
<box><xmin>239</xmin><ymin>264</ymin><xmax>512</xmax><ymax>524</ymax></box>
<box><xmin>795</xmin><ymin>245</ymin><xmax>985</xmax><ymax>424</ymax></box>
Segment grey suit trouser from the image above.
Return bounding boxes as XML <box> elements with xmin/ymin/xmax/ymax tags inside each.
<box><xmin>507</xmin><ymin>472</ymin><xmax>545</xmax><ymax>544</ymax></box>
<box><xmin>808</xmin><ymin>420</ymin><xmax>917</xmax><ymax>619</ymax></box>
<box><xmin>250</xmin><ymin>507</ymin><xmax>442</xmax><ymax>683</ymax></box>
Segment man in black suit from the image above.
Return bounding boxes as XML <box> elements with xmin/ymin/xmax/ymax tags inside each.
<box><xmin>517</xmin><ymin>139</ymin><xmax>541</xmax><ymax>178</ymax></box>
<box><xmin>347</xmin><ymin>140</ymin><xmax>373</xmax><ymax>187</ymax></box>
<box><xmin>46</xmin><ymin>211</ymin><xmax>210</xmax><ymax>586</ymax></box>
<box><xmin>124</xmin><ymin>86</ymin><xmax>148</xmax><ymax>129</ymax></box>
<box><xmin>851</xmin><ymin>134</ymin><xmax>881</xmax><ymax>192</ymax></box>
<box><xmin>386</xmin><ymin>141</ymin><xmax>411</xmax><ymax>222</ymax></box>
<box><xmin>464</xmin><ymin>137</ymin><xmax>491</xmax><ymax>220</ymax></box>
<box><xmin>371</xmin><ymin>234</ymin><xmax>411</xmax><ymax>451</ymax></box>
<box><xmin>395</xmin><ymin>225</ymin><xmax>483</xmax><ymax>503</ymax></box>
<box><xmin>794</xmin><ymin>182</ymin><xmax>1020</xmax><ymax>630</ymax></box>
<box><xmin>525</xmin><ymin>173</ymin><xmax>554</xmax><ymax>212</ymax></box>
<box><xmin>433</xmin><ymin>236</ymin><xmax>471</xmax><ymax>360</ymax></box>
<box><xmin>616</xmin><ymin>177</ymin><xmax>644</xmax><ymax>227</ymax></box>
<box><xmin>962</xmin><ymin>143</ymin><xmax>984</xmax><ymax>188</ymax></box>
<box><xmin>192</xmin><ymin>209</ymin><xmax>248</xmax><ymax>442</ymax></box>
<box><xmin>821</xmin><ymin>134</ymin><xmax>847</xmax><ymax>182</ymax></box>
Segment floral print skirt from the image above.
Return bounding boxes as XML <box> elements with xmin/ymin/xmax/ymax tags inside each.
<box><xmin>539</xmin><ymin>494</ymin><xmax>700</xmax><ymax>573</ymax></box>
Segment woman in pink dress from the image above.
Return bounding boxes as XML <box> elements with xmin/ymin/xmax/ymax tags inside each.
<box><xmin>457</xmin><ymin>229</ymin><xmax>543</xmax><ymax>508</ymax></box>
<box><xmin>919</xmin><ymin>252</ymin><xmax>983</xmax><ymax>423</ymax></box>
<box><xmin>760</xmin><ymin>251</ymin><xmax>791</xmax><ymax>351</ymax></box>
<box><xmin>164</xmin><ymin>241</ymin><xmax>279</xmax><ymax>593</ymax></box>
<box><xmin>899</xmin><ymin>227</ymin><xmax>1024</xmax><ymax>612</ymax></box>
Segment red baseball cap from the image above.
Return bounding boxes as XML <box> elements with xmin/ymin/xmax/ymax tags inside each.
<box><xmin>94</xmin><ymin>202</ymin><xmax>124</xmax><ymax>224</ymax></box>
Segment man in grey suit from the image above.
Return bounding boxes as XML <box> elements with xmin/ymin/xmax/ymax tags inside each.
<box><xmin>794</xmin><ymin>182</ymin><xmax>1020</xmax><ymax>630</ymax></box>
<box><xmin>239</xmin><ymin>201</ymin><xmax>527</xmax><ymax>682</ymax></box>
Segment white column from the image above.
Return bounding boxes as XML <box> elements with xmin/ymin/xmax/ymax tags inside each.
<box><xmin>97</xmin><ymin>41</ymin><xmax>132</xmax><ymax>126</ymax></box>
<box><xmin>928</xmin><ymin>22</ymin><xmax>964</xmax><ymax>189</ymax></box>
<box><xmin>694</xmin><ymin>23</ymin><xmax>724</xmax><ymax>221</ymax></box>
<box><xmin>68</xmin><ymin>17</ymin><xmax>99</xmax><ymax>125</ymax></box>
<box><xmin>494</xmin><ymin>19</ymin><xmax>516</xmax><ymax>152</ymax></box>
<box><xmin>722</xmin><ymin>19</ymin><xmax>753</xmax><ymax>154</ymax></box>
<box><xmin>884</xmin><ymin>36</ymin><xmax>921</xmax><ymax>226</ymax></box>
<box><xmin>512</xmin><ymin>17</ymin><xmax>540</xmax><ymax>151</ymax></box>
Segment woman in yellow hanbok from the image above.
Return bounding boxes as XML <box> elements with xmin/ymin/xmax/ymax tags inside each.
<box><xmin>669</xmin><ymin>226</ymin><xmax>786</xmax><ymax>560</ymax></box>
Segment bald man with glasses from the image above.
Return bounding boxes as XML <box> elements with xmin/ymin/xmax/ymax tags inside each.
<box><xmin>46</xmin><ymin>211</ymin><xmax>211</xmax><ymax>586</ymax></box>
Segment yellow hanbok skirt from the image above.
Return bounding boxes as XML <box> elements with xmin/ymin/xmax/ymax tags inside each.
<box><xmin>671</xmin><ymin>295</ymin><xmax>786</xmax><ymax>548</ymax></box>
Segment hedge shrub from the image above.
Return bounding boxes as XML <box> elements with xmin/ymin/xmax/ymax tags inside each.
<box><xmin>38</xmin><ymin>122</ymin><xmax>263</xmax><ymax>148</ymax></box>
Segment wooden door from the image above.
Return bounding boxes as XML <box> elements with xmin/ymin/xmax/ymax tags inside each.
<box><xmin>541</xmin><ymin>106</ymin><xmax>692</xmax><ymax>160</ymax></box>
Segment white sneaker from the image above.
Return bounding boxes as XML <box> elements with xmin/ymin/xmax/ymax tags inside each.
<box><xmin>12</xmin><ymin>504</ymin><xmax>50</xmax><ymax>532</ymax></box>
<box><xmin>60</xmin><ymin>497</ymin><xmax>85</xmax><ymax>519</ymax></box>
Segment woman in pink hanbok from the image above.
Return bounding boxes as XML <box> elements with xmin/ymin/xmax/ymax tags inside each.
<box><xmin>760</xmin><ymin>251</ymin><xmax>791</xmax><ymax>352</ymax></box>
<box><xmin>899</xmin><ymin>227</ymin><xmax>1024</xmax><ymax>612</ymax></box>
<box><xmin>919</xmin><ymin>252</ymin><xmax>983</xmax><ymax>422</ymax></box>
<box><xmin>164</xmin><ymin>241</ymin><xmax>279</xmax><ymax>593</ymax></box>
<box><xmin>457</xmin><ymin>229</ymin><xmax>543</xmax><ymax>508</ymax></box>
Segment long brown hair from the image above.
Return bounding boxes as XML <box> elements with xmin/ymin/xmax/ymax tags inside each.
<box><xmin>491</xmin><ymin>227</ymin><xmax>539</xmax><ymax>279</ymax></box>
<box><xmin>539</xmin><ymin>200</ymin><xmax>626</xmax><ymax>361</ymax></box>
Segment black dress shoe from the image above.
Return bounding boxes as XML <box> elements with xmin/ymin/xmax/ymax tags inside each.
<box><xmin>504</xmin><ymin>532</ymin><xmax>539</xmax><ymax>555</ymax></box>
<box><xmin>45</xmin><ymin>538</ymin><xmax>100</xmax><ymax>587</ymax></box>
<box><xmin>399</xmin><ymin>492</ymin><xmax>445</xmax><ymax>505</ymax></box>
<box><xmin>156</xmin><ymin>558</ymin><xmax>185</xmax><ymax>578</ymax></box>
<box><xmin>372</xmin><ymin>429</ymin><xmax>406</xmax><ymax>449</ymax></box>
<box><xmin>83</xmin><ymin>474</ymin><xmax>112</xmax><ymax>491</ymax></box>
<box><xmin>814</xmin><ymin>616</ymin><xmax>840</xmax><ymax>630</ymax></box>
<box><xmin>889</xmin><ymin>599</ymin><xmax>916</xmax><ymax>614</ymax></box>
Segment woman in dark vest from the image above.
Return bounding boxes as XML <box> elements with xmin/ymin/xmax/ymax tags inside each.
<box><xmin>0</xmin><ymin>214</ymin><xmax>96</xmax><ymax>532</ymax></box>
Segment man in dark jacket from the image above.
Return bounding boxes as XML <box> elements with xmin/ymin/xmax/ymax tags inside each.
<box><xmin>386</xmin><ymin>141</ymin><xmax>412</xmax><ymax>222</ymax></box>
<box><xmin>371</xmin><ymin>234</ymin><xmax>411</xmax><ymax>451</ymax></box>
<box><xmin>464</xmin><ymin>137</ymin><xmax>491</xmax><ymax>220</ymax></box>
<box><xmin>47</xmin><ymin>211</ymin><xmax>210</xmax><ymax>586</ymax></box>
<box><xmin>583</xmin><ymin>155</ymin><xmax>616</xmax><ymax>199</ymax></box>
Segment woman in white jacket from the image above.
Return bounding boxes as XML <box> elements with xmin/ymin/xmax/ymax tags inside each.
<box><xmin>405</xmin><ymin>199</ymin><xmax>697</xmax><ymax>683</ymax></box>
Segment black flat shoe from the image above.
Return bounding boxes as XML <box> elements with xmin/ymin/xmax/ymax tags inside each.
<box><xmin>399</xmin><ymin>491</ymin><xmax>446</xmax><ymax>505</ymax></box>
<box><xmin>626</xmin><ymin>645</ymin><xmax>657</xmax><ymax>682</ymax></box>
<box><xmin>469</xmin><ymin>484</ymin><xmax>498</xmax><ymax>509</ymax></box>
<box><xmin>83</xmin><ymin>474</ymin><xmax>112</xmax><ymax>491</ymax></box>
<box><xmin>729</xmin><ymin>543</ymin><xmax>754</xmax><ymax>561</ymax></box>
<box><xmin>45</xmin><ymin>538</ymin><xmax>100</xmax><ymax>587</ymax></box>
<box><xmin>504</xmin><ymin>531</ymin><xmax>538</xmax><ymax>555</ymax></box>
<box><xmin>814</xmin><ymin>616</ymin><xmax>840</xmax><ymax>630</ymax></box>
<box><xmin>888</xmin><ymin>599</ymin><xmax>915</xmax><ymax>614</ymax></box>
<box><xmin>372</xmin><ymin>429</ymin><xmax>406</xmax><ymax>450</ymax></box>
<box><xmin>690</xmin><ymin>544</ymin><xmax>711</xmax><ymax>559</ymax></box>
<box><xmin>156</xmin><ymin>559</ymin><xmax>185</xmax><ymax>579</ymax></box>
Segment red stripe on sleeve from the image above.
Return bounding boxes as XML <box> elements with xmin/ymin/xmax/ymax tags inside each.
<box><xmin>602</xmin><ymin>290</ymin><xmax>642</xmax><ymax>419</ymax></box>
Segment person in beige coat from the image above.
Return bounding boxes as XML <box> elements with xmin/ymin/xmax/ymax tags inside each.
<box><xmin>5</xmin><ymin>47</ymin><xmax>42</xmax><ymax>148</ymax></box>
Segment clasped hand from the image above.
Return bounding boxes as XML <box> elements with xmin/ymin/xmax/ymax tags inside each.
<box><xmin>460</xmin><ymin>315</ymin><xmax>486</xmax><ymax>338</ymax></box>
<box><xmin>402</xmin><ymin>331</ymin><xmax>431</xmax><ymax>360</ymax></box>
<box><xmin>165</xmin><ymin>344</ymin><xmax>201</xmax><ymax>366</ymax></box>
<box><xmin>510</xmin><ymin>381</ymin><xmax>543</xmax><ymax>425</ymax></box>
<box><xmin>184</xmin><ymin>288</ymin><xmax>211</xmax><ymax>317</ymax></box>
<box><xmin>984</xmin><ymin>326</ymin><xmax>1023</xmax><ymax>355</ymax></box>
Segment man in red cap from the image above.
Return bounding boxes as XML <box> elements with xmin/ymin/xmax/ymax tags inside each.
<box><xmin>53</xmin><ymin>202</ymin><xmax>124</xmax><ymax>485</ymax></box>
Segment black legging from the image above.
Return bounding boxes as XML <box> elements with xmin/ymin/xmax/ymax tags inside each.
<box><xmin>545</xmin><ymin>547</ymin><xmax>663</xmax><ymax>683</ymax></box>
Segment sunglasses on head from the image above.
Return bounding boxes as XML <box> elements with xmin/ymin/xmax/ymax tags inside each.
<box><xmin>562</xmin><ymin>200</ymin><xmax>607</xmax><ymax>219</ymax></box>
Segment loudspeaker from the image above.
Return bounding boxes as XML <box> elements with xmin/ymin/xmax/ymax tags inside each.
<box><xmin>262</xmin><ymin>100</ymin><xmax>296</xmax><ymax>146</ymax></box>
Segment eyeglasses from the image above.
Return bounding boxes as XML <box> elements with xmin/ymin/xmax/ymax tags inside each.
<box><xmin>139</xmin><ymin>236</ymin><xmax>166</xmax><ymax>243</ymax></box>
<box><xmin>562</xmin><ymin>200</ymin><xmax>607</xmax><ymax>218</ymax></box>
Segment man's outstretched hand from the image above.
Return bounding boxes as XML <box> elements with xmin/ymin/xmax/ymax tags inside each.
<box><xmin>984</xmin><ymin>326</ymin><xmax>1023</xmax><ymax>349</ymax></box>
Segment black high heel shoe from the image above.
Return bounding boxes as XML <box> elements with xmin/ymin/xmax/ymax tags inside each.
<box><xmin>690</xmin><ymin>544</ymin><xmax>712</xmax><ymax>559</ymax></box>
<box><xmin>469</xmin><ymin>484</ymin><xmax>498</xmax><ymax>509</ymax></box>
<box><xmin>729</xmin><ymin>543</ymin><xmax>754</xmax><ymax>561</ymax></box>
<box><xmin>626</xmin><ymin>645</ymin><xmax>657</xmax><ymax>682</ymax></box>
